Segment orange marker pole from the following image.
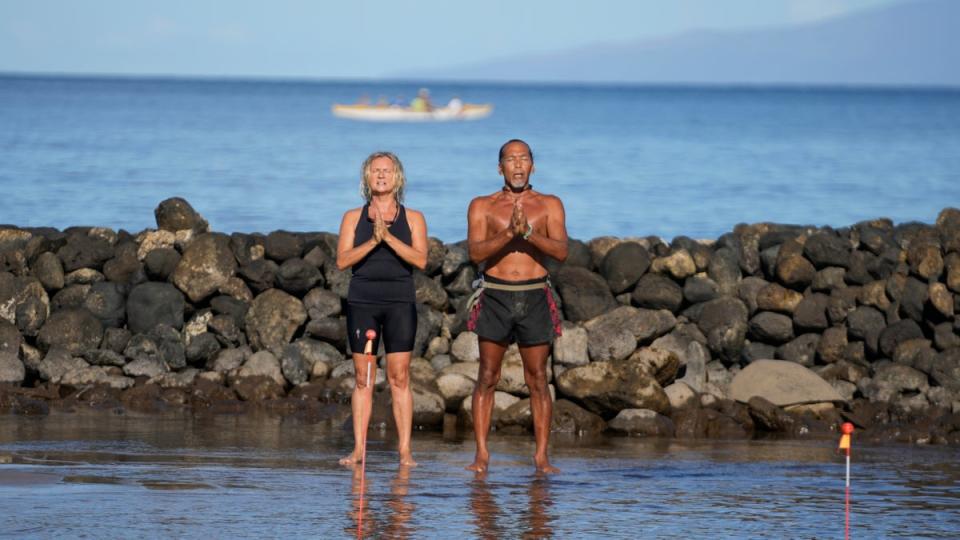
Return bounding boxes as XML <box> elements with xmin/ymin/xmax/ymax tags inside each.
<box><xmin>838</xmin><ymin>422</ymin><xmax>854</xmax><ymax>540</ymax></box>
<box><xmin>357</xmin><ymin>329</ymin><xmax>377</xmax><ymax>538</ymax></box>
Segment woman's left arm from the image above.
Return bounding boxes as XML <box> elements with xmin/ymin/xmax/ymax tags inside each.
<box><xmin>383</xmin><ymin>209</ymin><xmax>428</xmax><ymax>270</ymax></box>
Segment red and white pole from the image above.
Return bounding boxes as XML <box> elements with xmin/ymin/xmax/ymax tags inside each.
<box><xmin>357</xmin><ymin>329</ymin><xmax>377</xmax><ymax>537</ymax></box>
<box><xmin>838</xmin><ymin>422</ymin><xmax>854</xmax><ymax>540</ymax></box>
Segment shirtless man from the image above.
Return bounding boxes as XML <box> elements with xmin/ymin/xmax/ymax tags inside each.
<box><xmin>465</xmin><ymin>139</ymin><xmax>568</xmax><ymax>474</ymax></box>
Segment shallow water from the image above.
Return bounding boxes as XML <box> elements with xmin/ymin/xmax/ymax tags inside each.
<box><xmin>0</xmin><ymin>411</ymin><xmax>958</xmax><ymax>539</ymax></box>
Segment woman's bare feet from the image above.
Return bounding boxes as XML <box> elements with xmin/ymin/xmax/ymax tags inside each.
<box><xmin>339</xmin><ymin>452</ymin><xmax>361</xmax><ymax>466</ymax></box>
<box><xmin>399</xmin><ymin>453</ymin><xmax>418</xmax><ymax>467</ymax></box>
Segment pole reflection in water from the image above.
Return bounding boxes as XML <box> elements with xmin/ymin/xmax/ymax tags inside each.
<box><xmin>348</xmin><ymin>465</ymin><xmax>375</xmax><ymax>538</ymax></box>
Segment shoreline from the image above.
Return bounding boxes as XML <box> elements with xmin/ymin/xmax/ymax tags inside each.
<box><xmin>1</xmin><ymin>198</ymin><xmax>958</xmax><ymax>447</ymax></box>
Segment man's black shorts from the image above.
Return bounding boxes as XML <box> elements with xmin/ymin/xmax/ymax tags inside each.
<box><xmin>466</xmin><ymin>275</ymin><xmax>562</xmax><ymax>346</ymax></box>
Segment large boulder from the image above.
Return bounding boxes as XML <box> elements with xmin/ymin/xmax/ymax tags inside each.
<box><xmin>748</xmin><ymin>312</ymin><xmax>795</xmax><ymax>344</ymax></box>
<box><xmin>264</xmin><ymin>231</ymin><xmax>303</xmax><ymax>262</ymax></box>
<box><xmin>776</xmin><ymin>255</ymin><xmax>816</xmax><ymax>290</ymax></box>
<box><xmin>0</xmin><ymin>352</ymin><xmax>25</xmax><ymax>384</ymax></box>
<box><xmin>708</xmin><ymin>247</ymin><xmax>741</xmax><ymax>296</ymax></box>
<box><xmin>600</xmin><ymin>242</ymin><xmax>651</xmax><ymax>294</ymax></box>
<box><xmin>126</xmin><ymin>282</ymin><xmax>185</xmax><ymax>334</ymax></box>
<box><xmin>437</xmin><ymin>372</ymin><xmax>476</xmax><ymax>410</ymax></box>
<box><xmin>861</xmin><ymin>363</ymin><xmax>928</xmax><ymax>402</ymax></box>
<box><xmin>551</xmin><ymin>399</ymin><xmax>607</xmax><ymax>434</ymax></box>
<box><xmin>930</xmin><ymin>348</ymin><xmax>960</xmax><ymax>392</ymax></box>
<box><xmin>846</xmin><ymin>306</ymin><xmax>886</xmax><ymax>356</ymax></box>
<box><xmin>651</xmin><ymin>249</ymin><xmax>697</xmax><ymax>281</ymax></box>
<box><xmin>238</xmin><ymin>350</ymin><xmax>286</xmax><ymax>387</ymax></box>
<box><xmin>729</xmin><ymin>359</ymin><xmax>844</xmax><ymax>406</ymax></box>
<box><xmin>608</xmin><ymin>409</ymin><xmax>675</xmax><ymax>437</ymax></box>
<box><xmin>173</xmin><ymin>233</ymin><xmax>237</xmax><ymax>302</ymax></box>
<box><xmin>878</xmin><ymin>319</ymin><xmax>924</xmax><ymax>359</ymax></box>
<box><xmin>631</xmin><ymin>273</ymin><xmax>683</xmax><ymax>313</ymax></box>
<box><xmin>683</xmin><ymin>275</ymin><xmax>720</xmax><ymax>304</ymax></box>
<box><xmin>36</xmin><ymin>308</ymin><xmax>103</xmax><ymax>355</ymax></box>
<box><xmin>410</xmin><ymin>384</ymin><xmax>445</xmax><ymax>427</ymax></box>
<box><xmin>37</xmin><ymin>348</ymin><xmax>88</xmax><ymax>382</ymax></box>
<box><xmin>244</xmin><ymin>289</ymin><xmax>307</xmax><ymax>351</ymax></box>
<box><xmin>555</xmin><ymin>360</ymin><xmax>669</xmax><ymax>416</ymax></box>
<box><xmin>792</xmin><ymin>293</ymin><xmax>830</xmax><ymax>331</ymax></box>
<box><xmin>695</xmin><ymin>297</ymin><xmax>749</xmax><ymax>363</ymax></box>
<box><xmin>583</xmin><ymin>306</ymin><xmax>676</xmax><ymax>362</ymax></box>
<box><xmin>303</xmin><ymin>287</ymin><xmax>342</xmax><ymax>319</ymax></box>
<box><xmin>552</xmin><ymin>322</ymin><xmax>589</xmax><ymax>366</ymax></box>
<box><xmin>555</xmin><ymin>266</ymin><xmax>618</xmax><ymax>322</ymax></box>
<box><xmin>803</xmin><ymin>233</ymin><xmax>850</xmax><ymax>269</ymax></box>
<box><xmin>451</xmin><ymin>331</ymin><xmax>480</xmax><ymax>363</ymax></box>
<box><xmin>0</xmin><ymin>274</ymin><xmax>50</xmax><ymax>337</ymax></box>
<box><xmin>755</xmin><ymin>283</ymin><xmax>803</xmax><ymax>314</ymax></box>
<box><xmin>414</xmin><ymin>272</ymin><xmax>447</xmax><ymax>311</ymax></box>
<box><xmin>33</xmin><ymin>252</ymin><xmax>64</xmax><ymax>291</ymax></box>
<box><xmin>83</xmin><ymin>282</ymin><xmax>126</xmax><ymax>328</ymax></box>
<box><xmin>651</xmin><ymin>331</ymin><xmax>710</xmax><ymax>392</ymax></box>
<box><xmin>56</xmin><ymin>233</ymin><xmax>114</xmax><ymax>272</ymax></box>
<box><xmin>276</xmin><ymin>258</ymin><xmax>322</xmax><ymax>295</ymax></box>
<box><xmin>154</xmin><ymin>197</ymin><xmax>208</xmax><ymax>233</ymax></box>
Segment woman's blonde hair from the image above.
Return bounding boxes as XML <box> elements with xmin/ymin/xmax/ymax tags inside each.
<box><xmin>360</xmin><ymin>151</ymin><xmax>405</xmax><ymax>203</ymax></box>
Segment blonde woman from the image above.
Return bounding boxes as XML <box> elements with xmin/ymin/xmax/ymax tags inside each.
<box><xmin>336</xmin><ymin>151</ymin><xmax>428</xmax><ymax>467</ymax></box>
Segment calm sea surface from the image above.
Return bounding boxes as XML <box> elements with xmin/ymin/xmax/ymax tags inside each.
<box><xmin>1</xmin><ymin>411</ymin><xmax>958</xmax><ymax>538</ymax></box>
<box><xmin>1</xmin><ymin>75</ymin><xmax>959</xmax><ymax>241</ymax></box>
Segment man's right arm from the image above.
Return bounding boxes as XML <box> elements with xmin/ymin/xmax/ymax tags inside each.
<box><xmin>467</xmin><ymin>197</ymin><xmax>514</xmax><ymax>263</ymax></box>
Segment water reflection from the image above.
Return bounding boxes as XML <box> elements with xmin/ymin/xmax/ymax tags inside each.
<box><xmin>469</xmin><ymin>473</ymin><xmax>504</xmax><ymax>540</ymax></box>
<box><xmin>524</xmin><ymin>476</ymin><xmax>554</xmax><ymax>539</ymax></box>
<box><xmin>1</xmin><ymin>411</ymin><xmax>958</xmax><ymax>538</ymax></box>
<box><xmin>384</xmin><ymin>465</ymin><xmax>415</xmax><ymax>539</ymax></box>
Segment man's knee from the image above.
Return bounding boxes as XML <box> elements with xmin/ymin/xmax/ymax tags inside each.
<box><xmin>476</xmin><ymin>368</ymin><xmax>500</xmax><ymax>391</ymax></box>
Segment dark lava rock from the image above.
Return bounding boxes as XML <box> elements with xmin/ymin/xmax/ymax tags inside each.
<box><xmin>776</xmin><ymin>333</ymin><xmax>820</xmax><ymax>367</ymax></box>
<box><xmin>186</xmin><ymin>332</ymin><xmax>222</xmax><ymax>365</ymax></box>
<box><xmin>803</xmin><ymin>233</ymin><xmax>850</xmax><ymax>269</ymax></box>
<box><xmin>695</xmin><ymin>297</ymin><xmax>749</xmax><ymax>363</ymax></box>
<box><xmin>172</xmin><ymin>233</ymin><xmax>237</xmax><ymax>303</ymax></box>
<box><xmin>707</xmin><ymin>247</ymin><xmax>741</xmax><ymax>296</ymax></box>
<box><xmin>305</xmin><ymin>317</ymin><xmax>347</xmax><ymax>350</ymax></box>
<box><xmin>899</xmin><ymin>277</ymin><xmax>928</xmax><ymax>323</ymax></box>
<box><xmin>600</xmin><ymin>242</ymin><xmax>651</xmax><ymax>295</ymax></box>
<box><xmin>632</xmin><ymin>273</ymin><xmax>683</xmax><ymax>313</ymax></box>
<box><xmin>155</xmin><ymin>197</ymin><xmax>208</xmax><ymax>233</ymax></box>
<box><xmin>240</xmin><ymin>259</ymin><xmax>279</xmax><ymax>293</ymax></box>
<box><xmin>846</xmin><ymin>306</ymin><xmax>886</xmax><ymax>356</ymax></box>
<box><xmin>144</xmin><ymin>247</ymin><xmax>181</xmax><ymax>281</ymax></box>
<box><xmin>100</xmin><ymin>327</ymin><xmax>131</xmax><ymax>354</ymax></box>
<box><xmin>56</xmin><ymin>234</ymin><xmax>115</xmax><ymax>272</ymax></box>
<box><xmin>414</xmin><ymin>272</ymin><xmax>448</xmax><ymax>311</ymax></box>
<box><xmin>83</xmin><ymin>282</ymin><xmax>126</xmax><ymax>328</ymax></box>
<box><xmin>37</xmin><ymin>308</ymin><xmax>103</xmax><ymax>355</ymax></box>
<box><xmin>878</xmin><ymin>319</ymin><xmax>924</xmax><ymax>359</ymax></box>
<box><xmin>264</xmin><ymin>230</ymin><xmax>304</xmax><ymax>262</ymax></box>
<box><xmin>775</xmin><ymin>255</ymin><xmax>816</xmax><ymax>290</ymax></box>
<box><xmin>276</xmin><ymin>258</ymin><xmax>322</xmax><ymax>295</ymax></box>
<box><xmin>792</xmin><ymin>293</ymin><xmax>830</xmax><ymax>331</ymax></box>
<box><xmin>126</xmin><ymin>282</ymin><xmax>185</xmax><ymax>334</ymax></box>
<box><xmin>555</xmin><ymin>266</ymin><xmax>618</xmax><ymax>322</ymax></box>
<box><xmin>33</xmin><ymin>251</ymin><xmax>64</xmax><ymax>291</ymax></box>
<box><xmin>102</xmin><ymin>241</ymin><xmax>142</xmax><ymax>284</ymax></box>
<box><xmin>748</xmin><ymin>396</ymin><xmax>796</xmax><ymax>432</ymax></box>
<box><xmin>737</xmin><ymin>277</ymin><xmax>769</xmax><ymax>316</ymax></box>
<box><xmin>741</xmin><ymin>341</ymin><xmax>777</xmax><ymax>364</ymax></box>
<box><xmin>748</xmin><ymin>312</ymin><xmax>795</xmax><ymax>344</ymax></box>
<box><xmin>683</xmin><ymin>275</ymin><xmax>720</xmax><ymax>304</ymax></box>
<box><xmin>303</xmin><ymin>287</ymin><xmax>341</xmax><ymax>320</ymax></box>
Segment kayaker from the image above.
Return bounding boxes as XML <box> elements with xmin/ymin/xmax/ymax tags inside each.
<box><xmin>410</xmin><ymin>88</ymin><xmax>433</xmax><ymax>112</ymax></box>
<box><xmin>465</xmin><ymin>139</ymin><xmax>568</xmax><ymax>474</ymax></box>
<box><xmin>337</xmin><ymin>151</ymin><xmax>429</xmax><ymax>468</ymax></box>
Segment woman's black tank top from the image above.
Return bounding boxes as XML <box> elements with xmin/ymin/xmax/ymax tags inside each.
<box><xmin>347</xmin><ymin>203</ymin><xmax>416</xmax><ymax>304</ymax></box>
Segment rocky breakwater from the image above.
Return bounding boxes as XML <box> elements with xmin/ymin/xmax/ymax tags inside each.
<box><xmin>1</xmin><ymin>199</ymin><xmax>959</xmax><ymax>445</ymax></box>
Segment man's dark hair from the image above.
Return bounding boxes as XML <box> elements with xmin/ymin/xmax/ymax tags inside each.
<box><xmin>498</xmin><ymin>139</ymin><xmax>533</xmax><ymax>163</ymax></box>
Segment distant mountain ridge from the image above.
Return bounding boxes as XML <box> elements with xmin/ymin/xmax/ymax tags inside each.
<box><xmin>399</xmin><ymin>0</ymin><xmax>959</xmax><ymax>86</ymax></box>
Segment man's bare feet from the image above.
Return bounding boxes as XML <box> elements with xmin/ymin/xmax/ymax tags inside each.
<box><xmin>399</xmin><ymin>453</ymin><xmax>418</xmax><ymax>467</ymax></box>
<box><xmin>466</xmin><ymin>451</ymin><xmax>489</xmax><ymax>472</ymax></box>
<box><xmin>339</xmin><ymin>452</ymin><xmax>361</xmax><ymax>466</ymax></box>
<box><xmin>534</xmin><ymin>456</ymin><xmax>559</xmax><ymax>474</ymax></box>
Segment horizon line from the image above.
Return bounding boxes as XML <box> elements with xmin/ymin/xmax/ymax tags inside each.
<box><xmin>1</xmin><ymin>70</ymin><xmax>958</xmax><ymax>93</ymax></box>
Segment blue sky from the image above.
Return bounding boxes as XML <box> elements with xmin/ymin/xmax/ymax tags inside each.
<box><xmin>0</xmin><ymin>0</ymin><xmax>901</xmax><ymax>79</ymax></box>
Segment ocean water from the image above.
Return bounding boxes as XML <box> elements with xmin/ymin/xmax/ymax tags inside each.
<box><xmin>1</xmin><ymin>75</ymin><xmax>958</xmax><ymax>242</ymax></box>
<box><xmin>2</xmin><ymin>410</ymin><xmax>959</xmax><ymax>539</ymax></box>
